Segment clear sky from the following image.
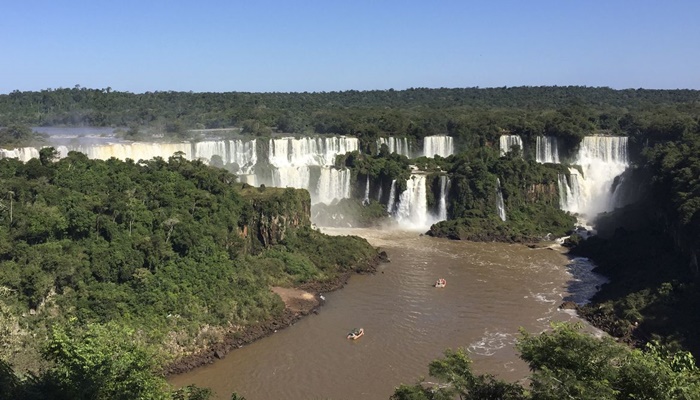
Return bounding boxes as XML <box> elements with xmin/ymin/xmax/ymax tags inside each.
<box><xmin>2</xmin><ymin>0</ymin><xmax>699</xmax><ymax>94</ymax></box>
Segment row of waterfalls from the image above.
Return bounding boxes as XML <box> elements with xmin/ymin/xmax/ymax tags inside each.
<box><xmin>1</xmin><ymin>132</ymin><xmax>631</xmax><ymax>228</ymax></box>
<box><xmin>376</xmin><ymin>135</ymin><xmax>454</xmax><ymax>159</ymax></box>
<box><xmin>499</xmin><ymin>134</ymin><xmax>631</xmax><ymax>223</ymax></box>
<box><xmin>1</xmin><ymin>135</ymin><xmax>455</xmax><ymax>229</ymax></box>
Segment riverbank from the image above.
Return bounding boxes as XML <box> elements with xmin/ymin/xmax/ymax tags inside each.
<box><xmin>164</xmin><ymin>257</ymin><xmax>381</xmax><ymax>376</ymax></box>
<box><xmin>567</xmin><ymin>227</ymin><xmax>700</xmax><ymax>357</ymax></box>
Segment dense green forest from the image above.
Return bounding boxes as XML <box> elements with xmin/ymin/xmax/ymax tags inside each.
<box><xmin>1</xmin><ymin>86</ymin><xmax>700</xmax><ymax>398</ymax></box>
<box><xmin>0</xmin><ymin>151</ymin><xmax>378</xmax><ymax>398</ymax></box>
<box><xmin>2</xmin><ymin>86</ymin><xmax>699</xmax><ymax>158</ymax></box>
<box><xmin>392</xmin><ymin>323</ymin><xmax>700</xmax><ymax>400</ymax></box>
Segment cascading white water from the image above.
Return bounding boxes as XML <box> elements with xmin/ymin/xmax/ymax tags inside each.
<box><xmin>376</xmin><ymin>135</ymin><xmax>454</xmax><ymax>159</ymax></box>
<box><xmin>558</xmin><ymin>171</ymin><xmax>582</xmax><ymax>212</ymax></box>
<box><xmin>4</xmin><ymin>136</ymin><xmax>357</xmax><ymax>206</ymax></box>
<box><xmin>496</xmin><ymin>178</ymin><xmax>506</xmax><ymax>221</ymax></box>
<box><xmin>363</xmin><ymin>176</ymin><xmax>370</xmax><ymax>205</ymax></box>
<box><xmin>193</xmin><ymin>141</ymin><xmax>227</xmax><ymax>163</ymax></box>
<box><xmin>557</xmin><ymin>136</ymin><xmax>629</xmax><ymax>219</ymax></box>
<box><xmin>499</xmin><ymin>135</ymin><xmax>523</xmax><ymax>156</ymax></box>
<box><xmin>422</xmin><ymin>135</ymin><xmax>454</xmax><ymax>158</ymax></box>
<box><xmin>228</xmin><ymin>139</ymin><xmax>257</xmax><ymax>173</ymax></box>
<box><xmin>536</xmin><ymin>136</ymin><xmax>560</xmax><ymax>164</ymax></box>
<box><xmin>271</xmin><ymin>166</ymin><xmax>311</xmax><ymax>195</ymax></box>
<box><xmin>67</xmin><ymin>142</ymin><xmax>195</xmax><ymax>161</ymax></box>
<box><xmin>269</xmin><ymin>136</ymin><xmax>358</xmax><ymax>167</ymax></box>
<box><xmin>437</xmin><ymin>175</ymin><xmax>450</xmax><ymax>221</ymax></box>
<box><xmin>316</xmin><ymin>168</ymin><xmax>352</xmax><ymax>205</ymax></box>
<box><xmin>0</xmin><ymin>147</ymin><xmax>40</xmax><ymax>162</ymax></box>
<box><xmin>264</xmin><ymin>136</ymin><xmax>359</xmax><ymax>204</ymax></box>
<box><xmin>387</xmin><ymin>180</ymin><xmax>397</xmax><ymax>214</ymax></box>
<box><xmin>395</xmin><ymin>174</ymin><xmax>429</xmax><ymax>229</ymax></box>
<box><xmin>377</xmin><ymin>137</ymin><xmax>412</xmax><ymax>158</ymax></box>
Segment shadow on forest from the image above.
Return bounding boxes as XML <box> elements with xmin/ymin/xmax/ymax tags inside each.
<box><xmin>566</xmin><ymin>204</ymin><xmax>700</xmax><ymax>357</ymax></box>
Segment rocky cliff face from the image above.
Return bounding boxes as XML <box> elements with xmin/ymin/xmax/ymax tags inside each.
<box><xmin>239</xmin><ymin>186</ymin><xmax>311</xmax><ymax>250</ymax></box>
<box><xmin>526</xmin><ymin>182</ymin><xmax>559</xmax><ymax>206</ymax></box>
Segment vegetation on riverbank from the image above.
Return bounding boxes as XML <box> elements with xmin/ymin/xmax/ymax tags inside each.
<box><xmin>0</xmin><ymin>152</ymin><xmax>378</xmax><ymax>382</ymax></box>
<box><xmin>562</xmin><ymin>129</ymin><xmax>700</xmax><ymax>359</ymax></box>
<box><xmin>392</xmin><ymin>323</ymin><xmax>700</xmax><ymax>400</ymax></box>
<box><xmin>428</xmin><ymin>147</ymin><xmax>575</xmax><ymax>241</ymax></box>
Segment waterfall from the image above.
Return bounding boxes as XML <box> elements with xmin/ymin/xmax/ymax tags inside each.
<box><xmin>556</xmin><ymin>136</ymin><xmax>629</xmax><ymax>218</ymax></box>
<box><xmin>496</xmin><ymin>178</ymin><xmax>506</xmax><ymax>221</ymax></box>
<box><xmin>362</xmin><ymin>176</ymin><xmax>370</xmax><ymax>205</ymax></box>
<box><xmin>609</xmin><ymin>169</ymin><xmax>644</xmax><ymax>209</ymax></box>
<box><xmin>268</xmin><ymin>136</ymin><xmax>358</xmax><ymax>167</ymax></box>
<box><xmin>0</xmin><ymin>147</ymin><xmax>40</xmax><ymax>162</ymax></box>
<box><xmin>558</xmin><ymin>170</ymin><xmax>583</xmax><ymax>212</ymax></box>
<box><xmin>271</xmin><ymin>166</ymin><xmax>311</xmax><ymax>193</ymax></box>
<box><xmin>387</xmin><ymin>180</ymin><xmax>397</xmax><ymax>214</ymax></box>
<box><xmin>377</xmin><ymin>184</ymin><xmax>383</xmax><ymax>202</ymax></box>
<box><xmin>377</xmin><ymin>137</ymin><xmax>412</xmax><ymax>157</ymax></box>
<box><xmin>570</xmin><ymin>136</ymin><xmax>629</xmax><ymax>217</ymax></box>
<box><xmin>264</xmin><ymin>136</ymin><xmax>358</xmax><ymax>204</ymax></box>
<box><xmin>377</xmin><ymin>135</ymin><xmax>453</xmax><ymax>158</ymax></box>
<box><xmin>437</xmin><ymin>175</ymin><xmax>450</xmax><ymax>221</ymax></box>
<box><xmin>227</xmin><ymin>139</ymin><xmax>257</xmax><ymax>173</ymax></box>
<box><xmin>499</xmin><ymin>135</ymin><xmax>523</xmax><ymax>156</ymax></box>
<box><xmin>422</xmin><ymin>135</ymin><xmax>454</xmax><ymax>158</ymax></box>
<box><xmin>193</xmin><ymin>140</ymin><xmax>227</xmax><ymax>163</ymax></box>
<box><xmin>316</xmin><ymin>168</ymin><xmax>352</xmax><ymax>204</ymax></box>
<box><xmin>395</xmin><ymin>174</ymin><xmax>429</xmax><ymax>229</ymax></box>
<box><xmin>0</xmin><ymin>135</ymin><xmax>359</xmax><ymax>207</ymax></box>
<box><xmin>536</xmin><ymin>136</ymin><xmax>560</xmax><ymax>164</ymax></box>
<box><xmin>65</xmin><ymin>142</ymin><xmax>194</xmax><ymax>161</ymax></box>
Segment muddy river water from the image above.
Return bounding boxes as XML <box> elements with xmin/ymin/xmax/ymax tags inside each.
<box><xmin>169</xmin><ymin>228</ymin><xmax>602</xmax><ymax>399</ymax></box>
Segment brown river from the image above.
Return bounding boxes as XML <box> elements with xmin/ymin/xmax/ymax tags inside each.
<box><xmin>169</xmin><ymin>228</ymin><xmax>604</xmax><ymax>399</ymax></box>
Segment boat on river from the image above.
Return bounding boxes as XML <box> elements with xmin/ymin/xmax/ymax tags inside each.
<box><xmin>434</xmin><ymin>278</ymin><xmax>446</xmax><ymax>288</ymax></box>
<box><xmin>347</xmin><ymin>328</ymin><xmax>364</xmax><ymax>340</ymax></box>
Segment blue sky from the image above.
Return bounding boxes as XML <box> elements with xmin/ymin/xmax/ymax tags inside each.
<box><xmin>2</xmin><ymin>0</ymin><xmax>699</xmax><ymax>94</ymax></box>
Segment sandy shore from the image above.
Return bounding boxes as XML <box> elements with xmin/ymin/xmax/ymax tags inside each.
<box><xmin>271</xmin><ymin>286</ymin><xmax>319</xmax><ymax>313</ymax></box>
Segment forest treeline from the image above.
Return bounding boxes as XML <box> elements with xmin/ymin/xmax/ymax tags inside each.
<box><xmin>1</xmin><ymin>86</ymin><xmax>699</xmax><ymax>156</ymax></box>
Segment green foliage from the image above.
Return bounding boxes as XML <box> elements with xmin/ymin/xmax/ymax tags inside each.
<box><xmin>283</xmin><ymin>226</ymin><xmax>378</xmax><ymax>274</ymax></box>
<box><xmin>311</xmin><ymin>198</ymin><xmax>390</xmax><ymax>228</ymax></box>
<box><xmin>1</xmin><ymin>87</ymin><xmax>697</xmax><ymax>156</ymax></box>
<box><xmin>428</xmin><ymin>148</ymin><xmax>575</xmax><ymax>241</ymax></box>
<box><xmin>0</xmin><ymin>359</ymin><xmax>21</xmax><ymax>400</ymax></box>
<box><xmin>518</xmin><ymin>323</ymin><xmax>700</xmax><ymax>400</ymax></box>
<box><xmin>171</xmin><ymin>385</ymin><xmax>213</xmax><ymax>400</ymax></box>
<box><xmin>395</xmin><ymin>323</ymin><xmax>700</xmax><ymax>400</ymax></box>
<box><xmin>0</xmin><ymin>124</ymin><xmax>47</xmax><ymax>148</ymax></box>
<box><xmin>0</xmin><ymin>154</ymin><xmax>377</xmax><ymax>374</ymax></box>
<box><xmin>518</xmin><ymin>322</ymin><xmax>626</xmax><ymax>399</ymax></box>
<box><xmin>391</xmin><ymin>347</ymin><xmax>525</xmax><ymax>400</ymax></box>
<box><xmin>42</xmin><ymin>321</ymin><xmax>169</xmax><ymax>400</ymax></box>
<box><xmin>572</xmin><ymin>215</ymin><xmax>700</xmax><ymax>355</ymax></box>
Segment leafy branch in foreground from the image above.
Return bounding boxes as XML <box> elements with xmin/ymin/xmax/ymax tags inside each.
<box><xmin>392</xmin><ymin>323</ymin><xmax>700</xmax><ymax>400</ymax></box>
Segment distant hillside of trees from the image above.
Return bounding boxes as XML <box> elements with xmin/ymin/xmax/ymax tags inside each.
<box><xmin>1</xmin><ymin>86</ymin><xmax>699</xmax><ymax>155</ymax></box>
